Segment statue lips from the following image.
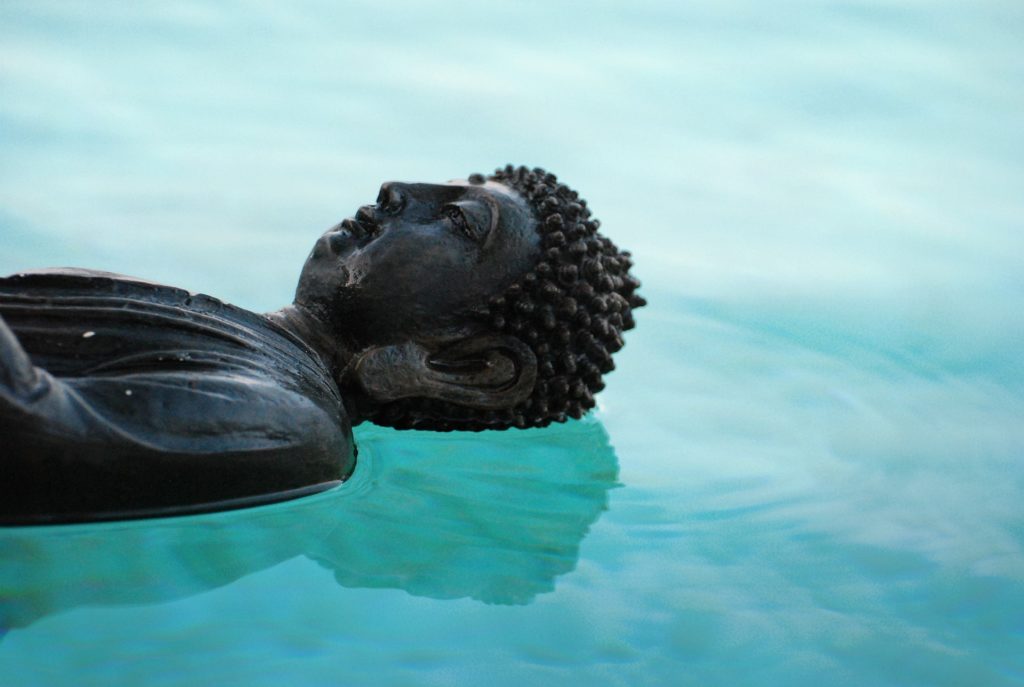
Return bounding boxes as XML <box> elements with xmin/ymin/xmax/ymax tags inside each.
<box><xmin>340</xmin><ymin>212</ymin><xmax>381</xmax><ymax>244</ymax></box>
<box><xmin>316</xmin><ymin>213</ymin><xmax>379</xmax><ymax>259</ymax></box>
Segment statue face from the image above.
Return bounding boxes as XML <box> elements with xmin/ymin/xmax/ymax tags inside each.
<box><xmin>296</xmin><ymin>180</ymin><xmax>540</xmax><ymax>346</ymax></box>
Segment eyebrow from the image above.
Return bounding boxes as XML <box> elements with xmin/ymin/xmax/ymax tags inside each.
<box><xmin>482</xmin><ymin>193</ymin><xmax>500</xmax><ymax>241</ymax></box>
<box><xmin>464</xmin><ymin>188</ymin><xmax>500</xmax><ymax>251</ymax></box>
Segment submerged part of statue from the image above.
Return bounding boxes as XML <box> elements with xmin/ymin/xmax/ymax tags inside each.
<box><xmin>0</xmin><ymin>417</ymin><xmax>618</xmax><ymax>632</ymax></box>
<box><xmin>0</xmin><ymin>165</ymin><xmax>644</xmax><ymax>524</ymax></box>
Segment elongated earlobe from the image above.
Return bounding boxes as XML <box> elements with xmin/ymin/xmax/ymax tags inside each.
<box><xmin>351</xmin><ymin>334</ymin><xmax>536</xmax><ymax>410</ymax></box>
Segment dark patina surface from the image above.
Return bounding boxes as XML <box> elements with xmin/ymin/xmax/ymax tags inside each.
<box><xmin>0</xmin><ymin>166</ymin><xmax>644</xmax><ymax>523</ymax></box>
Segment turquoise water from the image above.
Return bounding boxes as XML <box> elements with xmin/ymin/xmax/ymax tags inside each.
<box><xmin>1</xmin><ymin>1</ymin><xmax>1023</xmax><ymax>685</ymax></box>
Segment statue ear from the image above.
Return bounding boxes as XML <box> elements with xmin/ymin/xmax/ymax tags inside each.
<box><xmin>352</xmin><ymin>334</ymin><xmax>536</xmax><ymax>410</ymax></box>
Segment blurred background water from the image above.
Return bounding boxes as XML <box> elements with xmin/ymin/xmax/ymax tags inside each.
<box><xmin>1</xmin><ymin>1</ymin><xmax>1022</xmax><ymax>685</ymax></box>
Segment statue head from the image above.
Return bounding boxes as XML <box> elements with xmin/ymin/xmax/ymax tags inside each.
<box><xmin>295</xmin><ymin>165</ymin><xmax>645</xmax><ymax>430</ymax></box>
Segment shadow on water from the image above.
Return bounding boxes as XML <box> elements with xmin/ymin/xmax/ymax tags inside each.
<box><xmin>0</xmin><ymin>416</ymin><xmax>619</xmax><ymax>632</ymax></box>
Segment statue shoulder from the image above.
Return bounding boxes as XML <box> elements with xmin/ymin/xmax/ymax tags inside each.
<box><xmin>2</xmin><ymin>267</ymin><xmax>167</xmax><ymax>286</ymax></box>
<box><xmin>0</xmin><ymin>268</ymin><xmax>216</xmax><ymax>311</ymax></box>
<box><xmin>1</xmin><ymin>268</ymin><xmax>199</xmax><ymax>303</ymax></box>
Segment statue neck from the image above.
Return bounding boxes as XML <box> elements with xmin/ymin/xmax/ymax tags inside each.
<box><xmin>265</xmin><ymin>304</ymin><xmax>356</xmax><ymax>382</ymax></box>
<box><xmin>265</xmin><ymin>304</ymin><xmax>385</xmax><ymax>425</ymax></box>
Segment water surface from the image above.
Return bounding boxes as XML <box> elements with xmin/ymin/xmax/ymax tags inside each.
<box><xmin>1</xmin><ymin>1</ymin><xmax>1022</xmax><ymax>685</ymax></box>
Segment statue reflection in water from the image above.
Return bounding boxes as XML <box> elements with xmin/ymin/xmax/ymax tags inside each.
<box><xmin>0</xmin><ymin>417</ymin><xmax>618</xmax><ymax>634</ymax></box>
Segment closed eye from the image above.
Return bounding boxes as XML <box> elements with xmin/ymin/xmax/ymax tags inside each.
<box><xmin>443</xmin><ymin>204</ymin><xmax>480</xmax><ymax>242</ymax></box>
<box><xmin>442</xmin><ymin>200</ymin><xmax>491</xmax><ymax>244</ymax></box>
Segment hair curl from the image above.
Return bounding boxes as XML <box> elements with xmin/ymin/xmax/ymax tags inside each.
<box><xmin>372</xmin><ymin>165</ymin><xmax>645</xmax><ymax>431</ymax></box>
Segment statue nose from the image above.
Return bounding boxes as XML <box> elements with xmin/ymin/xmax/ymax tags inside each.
<box><xmin>377</xmin><ymin>182</ymin><xmax>406</xmax><ymax>215</ymax></box>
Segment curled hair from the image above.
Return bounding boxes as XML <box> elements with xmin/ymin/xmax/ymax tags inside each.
<box><xmin>374</xmin><ymin>165</ymin><xmax>645</xmax><ymax>431</ymax></box>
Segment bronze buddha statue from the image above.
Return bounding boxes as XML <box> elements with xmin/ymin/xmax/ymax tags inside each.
<box><xmin>0</xmin><ymin>165</ymin><xmax>644</xmax><ymax>523</ymax></box>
